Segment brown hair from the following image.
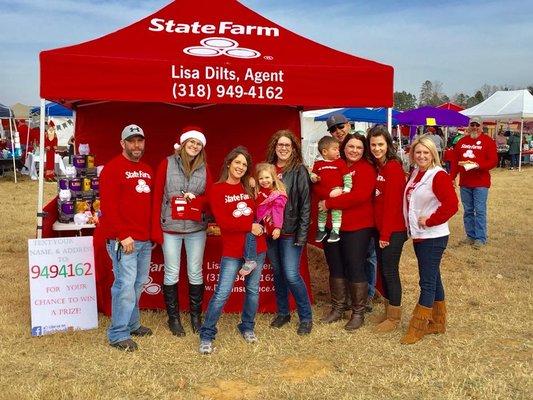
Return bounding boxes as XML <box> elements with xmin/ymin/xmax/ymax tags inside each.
<box><xmin>218</xmin><ymin>146</ymin><xmax>254</xmax><ymax>197</ymax></box>
<box><xmin>367</xmin><ymin>125</ymin><xmax>399</xmax><ymax>165</ymax></box>
<box><xmin>177</xmin><ymin>138</ymin><xmax>207</xmax><ymax>179</ymax></box>
<box><xmin>340</xmin><ymin>132</ymin><xmax>369</xmax><ymax>162</ymax></box>
<box><xmin>255</xmin><ymin>163</ymin><xmax>286</xmax><ymax>195</ymax></box>
<box><xmin>317</xmin><ymin>135</ymin><xmax>339</xmax><ymax>154</ymax></box>
<box><xmin>265</xmin><ymin>129</ymin><xmax>304</xmax><ymax>172</ymax></box>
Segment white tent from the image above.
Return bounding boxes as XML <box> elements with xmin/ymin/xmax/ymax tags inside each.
<box><xmin>462</xmin><ymin>89</ymin><xmax>533</xmax><ymax>170</ymax></box>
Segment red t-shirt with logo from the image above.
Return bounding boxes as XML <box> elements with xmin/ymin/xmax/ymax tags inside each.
<box><xmin>312</xmin><ymin>158</ymin><xmax>350</xmax><ymax>200</ymax></box>
<box><xmin>452</xmin><ymin>134</ymin><xmax>497</xmax><ymax>188</ymax></box>
<box><xmin>209</xmin><ymin>181</ymin><xmax>266</xmax><ymax>258</ymax></box>
<box><xmin>98</xmin><ymin>154</ymin><xmax>153</xmax><ymax>241</ymax></box>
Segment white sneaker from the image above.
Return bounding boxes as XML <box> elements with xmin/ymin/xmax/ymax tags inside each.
<box><xmin>242</xmin><ymin>331</ymin><xmax>258</xmax><ymax>344</ymax></box>
<box><xmin>199</xmin><ymin>340</ymin><xmax>213</xmax><ymax>354</ymax></box>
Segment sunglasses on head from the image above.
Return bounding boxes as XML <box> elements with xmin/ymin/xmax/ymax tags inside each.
<box><xmin>469</xmin><ymin>122</ymin><xmax>480</xmax><ymax>127</ymax></box>
<box><xmin>328</xmin><ymin>123</ymin><xmax>345</xmax><ymax>133</ymax></box>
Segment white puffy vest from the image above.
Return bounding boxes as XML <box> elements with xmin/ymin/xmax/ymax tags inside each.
<box><xmin>403</xmin><ymin>166</ymin><xmax>450</xmax><ymax>239</ymax></box>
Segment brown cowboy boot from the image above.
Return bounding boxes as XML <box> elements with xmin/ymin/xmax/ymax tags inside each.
<box><xmin>345</xmin><ymin>282</ymin><xmax>368</xmax><ymax>331</ymax></box>
<box><xmin>427</xmin><ymin>300</ymin><xmax>446</xmax><ymax>334</ymax></box>
<box><xmin>368</xmin><ymin>298</ymin><xmax>389</xmax><ymax>324</ymax></box>
<box><xmin>374</xmin><ymin>303</ymin><xmax>401</xmax><ymax>333</ymax></box>
<box><xmin>320</xmin><ymin>277</ymin><xmax>347</xmax><ymax>323</ymax></box>
<box><xmin>400</xmin><ymin>304</ymin><xmax>433</xmax><ymax>344</ymax></box>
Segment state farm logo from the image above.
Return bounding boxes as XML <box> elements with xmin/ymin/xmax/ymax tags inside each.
<box><xmin>184</xmin><ymin>37</ymin><xmax>260</xmax><ymax>59</ymax></box>
<box><xmin>142</xmin><ymin>276</ymin><xmax>160</xmax><ymax>295</ymax></box>
<box><xmin>232</xmin><ymin>201</ymin><xmax>252</xmax><ymax>218</ymax></box>
<box><xmin>462</xmin><ymin>149</ymin><xmax>475</xmax><ymax>159</ymax></box>
<box><xmin>135</xmin><ymin>179</ymin><xmax>151</xmax><ymax>193</ymax></box>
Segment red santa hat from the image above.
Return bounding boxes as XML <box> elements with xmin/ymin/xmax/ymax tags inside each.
<box><xmin>174</xmin><ymin>126</ymin><xmax>206</xmax><ymax>150</ymax></box>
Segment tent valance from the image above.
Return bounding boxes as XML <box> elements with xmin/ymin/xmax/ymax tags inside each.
<box><xmin>315</xmin><ymin>107</ymin><xmax>400</xmax><ymax>124</ymax></box>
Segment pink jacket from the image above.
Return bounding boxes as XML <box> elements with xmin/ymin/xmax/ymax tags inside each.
<box><xmin>256</xmin><ymin>190</ymin><xmax>287</xmax><ymax>230</ymax></box>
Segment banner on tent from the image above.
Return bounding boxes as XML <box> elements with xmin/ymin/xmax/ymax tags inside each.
<box><xmin>28</xmin><ymin>236</ymin><xmax>97</xmax><ymax>337</ymax></box>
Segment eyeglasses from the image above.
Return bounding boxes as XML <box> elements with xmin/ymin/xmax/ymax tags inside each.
<box><xmin>276</xmin><ymin>143</ymin><xmax>292</xmax><ymax>149</ymax></box>
<box><xmin>328</xmin><ymin>124</ymin><xmax>345</xmax><ymax>133</ymax></box>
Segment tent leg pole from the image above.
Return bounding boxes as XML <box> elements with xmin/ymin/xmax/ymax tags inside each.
<box><xmin>519</xmin><ymin>119</ymin><xmax>523</xmax><ymax>172</ymax></box>
<box><xmin>387</xmin><ymin>107</ymin><xmax>392</xmax><ymax>134</ymax></box>
<box><xmin>37</xmin><ymin>99</ymin><xmax>46</xmax><ymax>239</ymax></box>
<box><xmin>8</xmin><ymin>116</ymin><xmax>17</xmax><ymax>183</ymax></box>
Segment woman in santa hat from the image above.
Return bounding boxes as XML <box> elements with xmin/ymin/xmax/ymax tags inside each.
<box><xmin>44</xmin><ymin>120</ymin><xmax>58</xmax><ymax>181</ymax></box>
<box><xmin>152</xmin><ymin>127</ymin><xmax>213</xmax><ymax>336</ymax></box>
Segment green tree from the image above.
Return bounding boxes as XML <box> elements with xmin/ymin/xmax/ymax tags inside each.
<box><xmin>419</xmin><ymin>80</ymin><xmax>433</xmax><ymax>106</ymax></box>
<box><xmin>393</xmin><ymin>91</ymin><xmax>417</xmax><ymax>110</ymax></box>
<box><xmin>452</xmin><ymin>93</ymin><xmax>468</xmax><ymax>107</ymax></box>
<box><xmin>474</xmin><ymin>90</ymin><xmax>484</xmax><ymax>104</ymax></box>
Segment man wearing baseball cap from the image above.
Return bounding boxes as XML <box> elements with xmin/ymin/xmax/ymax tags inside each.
<box><xmin>326</xmin><ymin>113</ymin><xmax>351</xmax><ymax>143</ymax></box>
<box><xmin>98</xmin><ymin>124</ymin><xmax>154</xmax><ymax>351</ymax></box>
<box><xmin>452</xmin><ymin>116</ymin><xmax>497</xmax><ymax>249</ymax></box>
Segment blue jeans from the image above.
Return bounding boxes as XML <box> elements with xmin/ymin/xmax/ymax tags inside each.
<box><xmin>243</xmin><ymin>232</ymin><xmax>256</xmax><ymax>261</ymax></box>
<box><xmin>365</xmin><ymin>237</ymin><xmax>377</xmax><ymax>297</ymax></box>
<box><xmin>267</xmin><ymin>236</ymin><xmax>312</xmax><ymax>322</ymax></box>
<box><xmin>413</xmin><ymin>236</ymin><xmax>448</xmax><ymax>307</ymax></box>
<box><xmin>162</xmin><ymin>230</ymin><xmax>206</xmax><ymax>285</ymax></box>
<box><xmin>460</xmin><ymin>187</ymin><xmax>489</xmax><ymax>243</ymax></box>
<box><xmin>106</xmin><ymin>240</ymin><xmax>152</xmax><ymax>344</ymax></box>
<box><xmin>199</xmin><ymin>251</ymin><xmax>266</xmax><ymax>342</ymax></box>
<box><xmin>510</xmin><ymin>154</ymin><xmax>519</xmax><ymax>168</ymax></box>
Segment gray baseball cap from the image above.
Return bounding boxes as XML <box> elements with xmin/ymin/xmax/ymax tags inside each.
<box><xmin>326</xmin><ymin>114</ymin><xmax>349</xmax><ymax>129</ymax></box>
<box><xmin>121</xmin><ymin>124</ymin><xmax>145</xmax><ymax>141</ymax></box>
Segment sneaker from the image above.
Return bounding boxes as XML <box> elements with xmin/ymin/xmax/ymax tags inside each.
<box><xmin>472</xmin><ymin>240</ymin><xmax>485</xmax><ymax>249</ymax></box>
<box><xmin>241</xmin><ymin>331</ymin><xmax>258</xmax><ymax>344</ymax></box>
<box><xmin>199</xmin><ymin>340</ymin><xmax>213</xmax><ymax>355</ymax></box>
<box><xmin>130</xmin><ymin>325</ymin><xmax>153</xmax><ymax>337</ymax></box>
<box><xmin>327</xmin><ymin>231</ymin><xmax>340</xmax><ymax>243</ymax></box>
<box><xmin>297</xmin><ymin>321</ymin><xmax>313</xmax><ymax>336</ymax></box>
<box><xmin>315</xmin><ymin>230</ymin><xmax>327</xmax><ymax>242</ymax></box>
<box><xmin>239</xmin><ymin>260</ymin><xmax>257</xmax><ymax>276</ymax></box>
<box><xmin>270</xmin><ymin>314</ymin><xmax>291</xmax><ymax>328</ymax></box>
<box><xmin>458</xmin><ymin>237</ymin><xmax>475</xmax><ymax>246</ymax></box>
<box><xmin>110</xmin><ymin>338</ymin><xmax>138</xmax><ymax>352</ymax></box>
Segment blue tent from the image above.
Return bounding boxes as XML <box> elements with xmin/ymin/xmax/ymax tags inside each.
<box><xmin>315</xmin><ymin>107</ymin><xmax>400</xmax><ymax>124</ymax></box>
<box><xmin>0</xmin><ymin>103</ymin><xmax>13</xmax><ymax>118</ymax></box>
<box><xmin>30</xmin><ymin>102</ymin><xmax>73</xmax><ymax>117</ymax></box>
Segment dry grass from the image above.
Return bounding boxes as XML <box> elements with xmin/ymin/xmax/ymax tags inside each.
<box><xmin>0</xmin><ymin>169</ymin><xmax>531</xmax><ymax>400</ymax></box>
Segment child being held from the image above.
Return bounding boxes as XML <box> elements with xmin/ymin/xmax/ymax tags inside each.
<box><xmin>240</xmin><ymin>163</ymin><xmax>288</xmax><ymax>276</ymax></box>
<box><xmin>312</xmin><ymin>136</ymin><xmax>352</xmax><ymax>243</ymax></box>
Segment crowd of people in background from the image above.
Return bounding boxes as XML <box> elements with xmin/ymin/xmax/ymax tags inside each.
<box><xmin>96</xmin><ymin>113</ymin><xmax>502</xmax><ymax>353</ymax></box>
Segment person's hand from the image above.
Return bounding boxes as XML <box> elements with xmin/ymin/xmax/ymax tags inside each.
<box><xmin>272</xmin><ymin>228</ymin><xmax>281</xmax><ymax>240</ymax></box>
<box><xmin>309</xmin><ymin>173</ymin><xmax>319</xmax><ymax>183</ymax></box>
<box><xmin>120</xmin><ymin>236</ymin><xmax>135</xmax><ymax>254</ymax></box>
<box><xmin>329</xmin><ymin>188</ymin><xmax>343</xmax><ymax>198</ymax></box>
<box><xmin>251</xmin><ymin>223</ymin><xmax>263</xmax><ymax>236</ymax></box>
<box><xmin>183</xmin><ymin>192</ymin><xmax>196</xmax><ymax>201</ymax></box>
<box><xmin>379</xmin><ymin>240</ymin><xmax>389</xmax><ymax>249</ymax></box>
<box><xmin>418</xmin><ymin>216</ymin><xmax>429</xmax><ymax>228</ymax></box>
<box><xmin>249</xmin><ymin>176</ymin><xmax>256</xmax><ymax>188</ymax></box>
<box><xmin>318</xmin><ymin>200</ymin><xmax>327</xmax><ymax>212</ymax></box>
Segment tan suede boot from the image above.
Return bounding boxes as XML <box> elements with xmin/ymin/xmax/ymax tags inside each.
<box><xmin>368</xmin><ymin>299</ymin><xmax>389</xmax><ymax>324</ymax></box>
<box><xmin>320</xmin><ymin>278</ymin><xmax>347</xmax><ymax>323</ymax></box>
<box><xmin>400</xmin><ymin>304</ymin><xmax>433</xmax><ymax>345</ymax></box>
<box><xmin>373</xmin><ymin>304</ymin><xmax>401</xmax><ymax>333</ymax></box>
<box><xmin>427</xmin><ymin>300</ymin><xmax>446</xmax><ymax>334</ymax></box>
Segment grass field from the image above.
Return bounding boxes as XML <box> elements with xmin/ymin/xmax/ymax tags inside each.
<box><xmin>0</xmin><ymin>168</ymin><xmax>531</xmax><ymax>400</ymax></box>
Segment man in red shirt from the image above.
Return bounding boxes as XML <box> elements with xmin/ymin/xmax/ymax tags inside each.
<box><xmin>452</xmin><ymin>117</ymin><xmax>497</xmax><ymax>249</ymax></box>
<box><xmin>99</xmin><ymin>124</ymin><xmax>154</xmax><ymax>351</ymax></box>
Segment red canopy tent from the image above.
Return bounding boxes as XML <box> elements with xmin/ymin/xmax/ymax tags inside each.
<box><xmin>437</xmin><ymin>102</ymin><xmax>464</xmax><ymax>112</ymax></box>
<box><xmin>38</xmin><ymin>0</ymin><xmax>394</xmax><ymax>315</ymax></box>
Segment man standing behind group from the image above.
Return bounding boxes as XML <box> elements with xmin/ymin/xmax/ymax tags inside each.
<box><xmin>452</xmin><ymin>117</ymin><xmax>497</xmax><ymax>249</ymax></box>
<box><xmin>99</xmin><ymin>124</ymin><xmax>154</xmax><ymax>351</ymax></box>
<box><xmin>326</xmin><ymin>114</ymin><xmax>351</xmax><ymax>143</ymax></box>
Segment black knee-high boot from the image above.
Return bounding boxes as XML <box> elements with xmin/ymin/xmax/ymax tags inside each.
<box><xmin>162</xmin><ymin>284</ymin><xmax>185</xmax><ymax>336</ymax></box>
<box><xmin>189</xmin><ymin>283</ymin><xmax>204</xmax><ymax>334</ymax></box>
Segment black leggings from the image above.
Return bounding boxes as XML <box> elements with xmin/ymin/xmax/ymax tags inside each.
<box><xmin>323</xmin><ymin>228</ymin><xmax>373</xmax><ymax>283</ymax></box>
<box><xmin>375</xmin><ymin>230</ymin><xmax>407</xmax><ymax>306</ymax></box>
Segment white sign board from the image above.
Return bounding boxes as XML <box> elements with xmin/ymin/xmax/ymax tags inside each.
<box><xmin>28</xmin><ymin>236</ymin><xmax>98</xmax><ymax>336</ymax></box>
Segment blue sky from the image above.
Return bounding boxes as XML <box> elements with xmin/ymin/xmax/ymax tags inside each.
<box><xmin>1</xmin><ymin>0</ymin><xmax>531</xmax><ymax>106</ymax></box>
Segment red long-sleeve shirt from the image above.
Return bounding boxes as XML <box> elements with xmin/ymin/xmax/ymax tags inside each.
<box><xmin>209</xmin><ymin>181</ymin><xmax>266</xmax><ymax>258</ymax></box>
<box><xmin>312</xmin><ymin>158</ymin><xmax>350</xmax><ymax>200</ymax></box>
<box><xmin>98</xmin><ymin>154</ymin><xmax>153</xmax><ymax>241</ymax></box>
<box><xmin>324</xmin><ymin>159</ymin><xmax>376</xmax><ymax>231</ymax></box>
<box><xmin>150</xmin><ymin>157</ymin><xmax>213</xmax><ymax>244</ymax></box>
<box><xmin>374</xmin><ymin>159</ymin><xmax>406</xmax><ymax>242</ymax></box>
<box><xmin>452</xmin><ymin>133</ymin><xmax>497</xmax><ymax>188</ymax></box>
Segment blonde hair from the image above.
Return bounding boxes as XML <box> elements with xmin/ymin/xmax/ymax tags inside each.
<box><xmin>255</xmin><ymin>163</ymin><xmax>286</xmax><ymax>195</ymax></box>
<box><xmin>177</xmin><ymin>138</ymin><xmax>207</xmax><ymax>179</ymax></box>
<box><xmin>410</xmin><ymin>136</ymin><xmax>441</xmax><ymax>168</ymax></box>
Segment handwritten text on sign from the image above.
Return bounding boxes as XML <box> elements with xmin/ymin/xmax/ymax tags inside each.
<box><xmin>28</xmin><ymin>236</ymin><xmax>97</xmax><ymax>336</ymax></box>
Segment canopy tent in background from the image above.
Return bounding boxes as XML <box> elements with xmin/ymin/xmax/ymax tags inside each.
<box><xmin>395</xmin><ymin>106</ymin><xmax>469</xmax><ymax>127</ymax></box>
<box><xmin>39</xmin><ymin>0</ymin><xmax>394</xmax><ymax>315</ymax></box>
<box><xmin>300</xmin><ymin>108</ymin><xmax>341</xmax><ymax>166</ymax></box>
<box><xmin>0</xmin><ymin>103</ymin><xmax>20</xmax><ymax>182</ymax></box>
<box><xmin>11</xmin><ymin>103</ymin><xmax>31</xmax><ymax>119</ymax></box>
<box><xmin>30</xmin><ymin>102</ymin><xmax>73</xmax><ymax>117</ymax></box>
<box><xmin>0</xmin><ymin>103</ymin><xmax>14</xmax><ymax>119</ymax></box>
<box><xmin>462</xmin><ymin>89</ymin><xmax>533</xmax><ymax>170</ymax></box>
<box><xmin>315</xmin><ymin>107</ymin><xmax>401</xmax><ymax>124</ymax></box>
<box><xmin>437</xmin><ymin>102</ymin><xmax>464</xmax><ymax>112</ymax></box>
<box><xmin>30</xmin><ymin>102</ymin><xmax>74</xmax><ymax>146</ymax></box>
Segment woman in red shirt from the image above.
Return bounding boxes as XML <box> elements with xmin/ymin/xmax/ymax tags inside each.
<box><xmin>401</xmin><ymin>136</ymin><xmax>458</xmax><ymax>344</ymax></box>
<box><xmin>198</xmin><ymin>146</ymin><xmax>266</xmax><ymax>354</ymax></box>
<box><xmin>368</xmin><ymin>125</ymin><xmax>407</xmax><ymax>333</ymax></box>
<box><xmin>319</xmin><ymin>133</ymin><xmax>376</xmax><ymax>331</ymax></box>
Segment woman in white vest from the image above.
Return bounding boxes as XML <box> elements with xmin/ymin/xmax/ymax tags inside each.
<box><xmin>152</xmin><ymin>127</ymin><xmax>212</xmax><ymax>336</ymax></box>
<box><xmin>401</xmin><ymin>136</ymin><xmax>458</xmax><ymax>345</ymax></box>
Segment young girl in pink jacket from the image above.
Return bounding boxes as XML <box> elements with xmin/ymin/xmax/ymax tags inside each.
<box><xmin>240</xmin><ymin>163</ymin><xmax>288</xmax><ymax>276</ymax></box>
